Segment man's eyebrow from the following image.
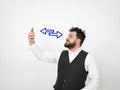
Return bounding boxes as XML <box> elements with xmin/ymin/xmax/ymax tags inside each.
<box><xmin>68</xmin><ymin>34</ymin><xmax>71</xmax><ymax>36</ymax></box>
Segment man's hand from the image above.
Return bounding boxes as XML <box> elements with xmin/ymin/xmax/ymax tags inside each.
<box><xmin>28</xmin><ymin>27</ymin><xmax>35</xmax><ymax>46</ymax></box>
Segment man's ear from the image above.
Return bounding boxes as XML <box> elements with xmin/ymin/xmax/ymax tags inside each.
<box><xmin>76</xmin><ymin>39</ymin><xmax>81</xmax><ymax>45</ymax></box>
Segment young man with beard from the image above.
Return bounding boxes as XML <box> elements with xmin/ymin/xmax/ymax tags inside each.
<box><xmin>28</xmin><ymin>27</ymin><xmax>99</xmax><ymax>90</ymax></box>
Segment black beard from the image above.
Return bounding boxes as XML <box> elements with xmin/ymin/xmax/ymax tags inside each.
<box><xmin>64</xmin><ymin>41</ymin><xmax>76</xmax><ymax>49</ymax></box>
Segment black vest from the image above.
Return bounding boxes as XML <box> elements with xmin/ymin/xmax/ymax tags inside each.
<box><xmin>53</xmin><ymin>50</ymin><xmax>88</xmax><ymax>90</ymax></box>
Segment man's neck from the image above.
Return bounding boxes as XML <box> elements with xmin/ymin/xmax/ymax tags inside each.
<box><xmin>69</xmin><ymin>46</ymin><xmax>81</xmax><ymax>52</ymax></box>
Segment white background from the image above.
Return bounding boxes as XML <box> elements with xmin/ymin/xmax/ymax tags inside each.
<box><xmin>0</xmin><ymin>0</ymin><xmax>120</xmax><ymax>90</ymax></box>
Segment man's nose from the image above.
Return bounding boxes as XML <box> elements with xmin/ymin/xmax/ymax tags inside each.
<box><xmin>66</xmin><ymin>38</ymin><xmax>69</xmax><ymax>41</ymax></box>
<box><xmin>66</xmin><ymin>36</ymin><xmax>70</xmax><ymax>40</ymax></box>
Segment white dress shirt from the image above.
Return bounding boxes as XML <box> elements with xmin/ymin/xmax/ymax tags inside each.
<box><xmin>29</xmin><ymin>43</ymin><xmax>99</xmax><ymax>90</ymax></box>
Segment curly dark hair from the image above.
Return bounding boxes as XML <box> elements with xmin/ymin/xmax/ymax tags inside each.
<box><xmin>69</xmin><ymin>27</ymin><xmax>86</xmax><ymax>46</ymax></box>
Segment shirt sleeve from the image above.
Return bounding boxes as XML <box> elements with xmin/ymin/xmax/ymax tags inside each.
<box><xmin>28</xmin><ymin>43</ymin><xmax>61</xmax><ymax>63</ymax></box>
<box><xmin>81</xmin><ymin>54</ymin><xmax>99</xmax><ymax>90</ymax></box>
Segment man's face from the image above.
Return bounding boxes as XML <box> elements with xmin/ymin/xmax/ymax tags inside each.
<box><xmin>64</xmin><ymin>31</ymin><xmax>79</xmax><ymax>49</ymax></box>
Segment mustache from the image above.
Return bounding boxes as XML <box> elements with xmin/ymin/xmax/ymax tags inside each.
<box><xmin>66</xmin><ymin>39</ymin><xmax>70</xmax><ymax>42</ymax></box>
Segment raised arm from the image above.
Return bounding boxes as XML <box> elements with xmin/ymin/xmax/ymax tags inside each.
<box><xmin>28</xmin><ymin>28</ymin><xmax>61</xmax><ymax>63</ymax></box>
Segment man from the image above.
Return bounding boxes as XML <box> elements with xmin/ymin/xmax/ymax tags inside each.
<box><xmin>28</xmin><ymin>27</ymin><xmax>99</xmax><ymax>90</ymax></box>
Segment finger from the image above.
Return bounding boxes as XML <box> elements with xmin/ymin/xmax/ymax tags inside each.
<box><xmin>29</xmin><ymin>36</ymin><xmax>34</xmax><ymax>40</ymax></box>
<box><xmin>31</xmin><ymin>27</ymin><xmax>34</xmax><ymax>32</ymax></box>
<box><xmin>29</xmin><ymin>34</ymin><xmax>35</xmax><ymax>38</ymax></box>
